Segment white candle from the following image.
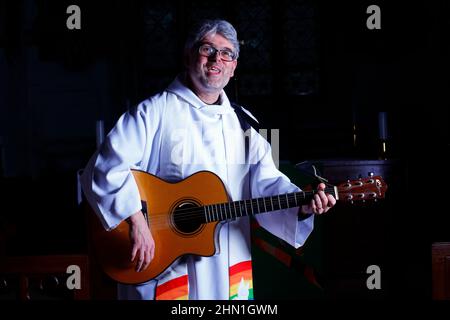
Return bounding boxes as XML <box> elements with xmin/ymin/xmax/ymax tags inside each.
<box><xmin>378</xmin><ymin>112</ymin><xmax>388</xmax><ymax>140</ymax></box>
<box><xmin>96</xmin><ymin>120</ymin><xmax>104</xmax><ymax>148</ymax></box>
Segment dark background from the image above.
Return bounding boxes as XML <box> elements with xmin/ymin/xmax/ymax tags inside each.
<box><xmin>0</xmin><ymin>0</ymin><xmax>448</xmax><ymax>299</ymax></box>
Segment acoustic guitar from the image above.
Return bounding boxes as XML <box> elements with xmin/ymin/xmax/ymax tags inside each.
<box><xmin>89</xmin><ymin>170</ymin><xmax>387</xmax><ymax>284</ymax></box>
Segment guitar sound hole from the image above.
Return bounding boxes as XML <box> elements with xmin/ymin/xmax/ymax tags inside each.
<box><xmin>172</xmin><ymin>201</ymin><xmax>204</xmax><ymax>235</ymax></box>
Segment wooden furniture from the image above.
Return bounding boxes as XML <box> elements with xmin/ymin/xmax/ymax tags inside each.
<box><xmin>432</xmin><ymin>242</ymin><xmax>450</xmax><ymax>300</ymax></box>
<box><xmin>0</xmin><ymin>255</ymin><xmax>90</xmax><ymax>300</ymax></box>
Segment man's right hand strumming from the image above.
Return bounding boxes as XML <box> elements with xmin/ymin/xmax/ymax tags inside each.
<box><xmin>127</xmin><ymin>211</ymin><xmax>155</xmax><ymax>272</ymax></box>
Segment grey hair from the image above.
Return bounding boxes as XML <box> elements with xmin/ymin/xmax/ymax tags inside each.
<box><xmin>184</xmin><ymin>19</ymin><xmax>240</xmax><ymax>59</ymax></box>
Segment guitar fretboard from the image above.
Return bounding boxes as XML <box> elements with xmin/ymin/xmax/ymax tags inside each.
<box><xmin>203</xmin><ymin>187</ymin><xmax>336</xmax><ymax>223</ymax></box>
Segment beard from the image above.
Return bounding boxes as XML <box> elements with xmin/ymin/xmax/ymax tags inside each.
<box><xmin>199</xmin><ymin>75</ymin><xmax>230</xmax><ymax>91</ymax></box>
<box><xmin>195</xmin><ymin>66</ymin><xmax>232</xmax><ymax>93</ymax></box>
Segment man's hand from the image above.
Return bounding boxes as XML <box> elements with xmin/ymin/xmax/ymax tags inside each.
<box><xmin>301</xmin><ymin>182</ymin><xmax>336</xmax><ymax>215</ymax></box>
<box><xmin>128</xmin><ymin>211</ymin><xmax>155</xmax><ymax>272</ymax></box>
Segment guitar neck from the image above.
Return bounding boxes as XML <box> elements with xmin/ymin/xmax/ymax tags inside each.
<box><xmin>203</xmin><ymin>186</ymin><xmax>337</xmax><ymax>223</ymax></box>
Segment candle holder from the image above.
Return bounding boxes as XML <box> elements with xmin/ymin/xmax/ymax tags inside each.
<box><xmin>378</xmin><ymin>112</ymin><xmax>388</xmax><ymax>160</ymax></box>
<box><xmin>378</xmin><ymin>139</ymin><xmax>388</xmax><ymax>160</ymax></box>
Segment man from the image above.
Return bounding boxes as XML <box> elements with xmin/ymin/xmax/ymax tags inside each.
<box><xmin>81</xmin><ymin>19</ymin><xmax>335</xmax><ymax>300</ymax></box>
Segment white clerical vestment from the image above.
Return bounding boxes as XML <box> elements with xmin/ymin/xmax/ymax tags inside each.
<box><xmin>81</xmin><ymin>75</ymin><xmax>314</xmax><ymax>300</ymax></box>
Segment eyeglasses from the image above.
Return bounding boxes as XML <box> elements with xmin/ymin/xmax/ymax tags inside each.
<box><xmin>198</xmin><ymin>44</ymin><xmax>237</xmax><ymax>62</ymax></box>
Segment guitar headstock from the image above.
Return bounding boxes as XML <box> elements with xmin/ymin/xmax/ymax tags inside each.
<box><xmin>337</xmin><ymin>176</ymin><xmax>388</xmax><ymax>203</ymax></box>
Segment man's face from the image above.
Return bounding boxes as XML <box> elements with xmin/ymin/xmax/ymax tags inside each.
<box><xmin>186</xmin><ymin>33</ymin><xmax>238</xmax><ymax>98</ymax></box>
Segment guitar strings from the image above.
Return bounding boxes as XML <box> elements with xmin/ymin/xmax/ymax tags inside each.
<box><xmin>147</xmin><ymin>187</ymin><xmax>335</xmax><ymax>222</ymax></box>
<box><xmin>146</xmin><ymin>187</ymin><xmax>334</xmax><ymax>217</ymax></box>
<box><xmin>143</xmin><ymin>188</ymin><xmax>335</xmax><ymax>228</ymax></box>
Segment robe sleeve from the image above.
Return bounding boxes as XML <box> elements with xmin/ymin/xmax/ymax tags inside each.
<box><xmin>249</xmin><ymin>131</ymin><xmax>314</xmax><ymax>249</ymax></box>
<box><xmin>80</xmin><ymin>101</ymin><xmax>161</xmax><ymax>230</ymax></box>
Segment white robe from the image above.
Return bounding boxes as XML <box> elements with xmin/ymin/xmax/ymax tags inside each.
<box><xmin>81</xmin><ymin>75</ymin><xmax>314</xmax><ymax>300</ymax></box>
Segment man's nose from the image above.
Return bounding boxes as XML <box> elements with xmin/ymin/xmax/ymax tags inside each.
<box><xmin>208</xmin><ymin>50</ymin><xmax>220</xmax><ymax>61</ymax></box>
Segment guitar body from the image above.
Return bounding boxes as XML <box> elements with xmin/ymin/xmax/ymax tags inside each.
<box><xmin>90</xmin><ymin>170</ymin><xmax>229</xmax><ymax>284</ymax></box>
